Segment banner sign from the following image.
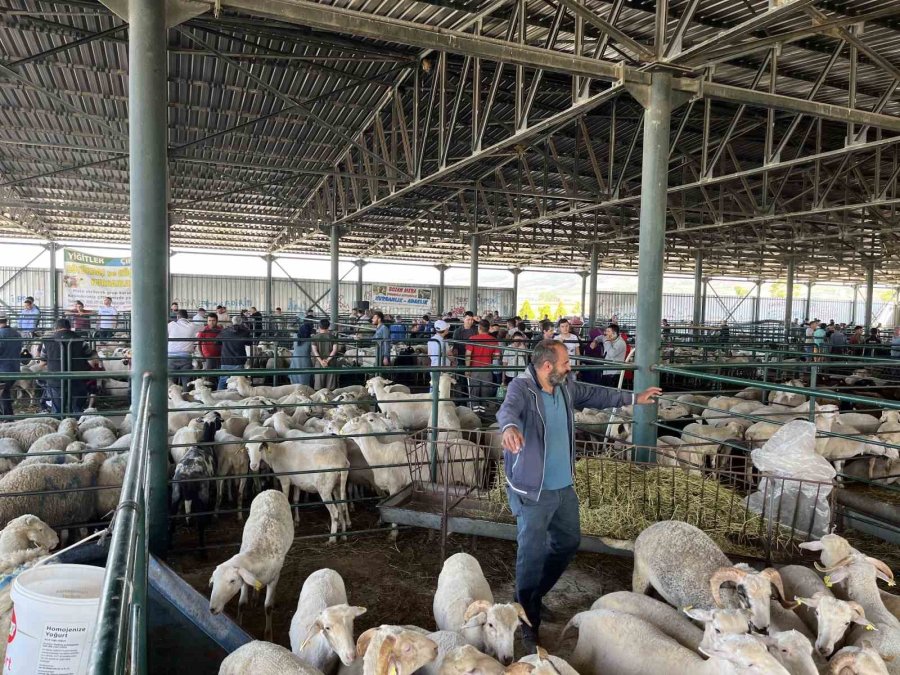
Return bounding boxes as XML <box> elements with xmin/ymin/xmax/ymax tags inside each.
<box><xmin>62</xmin><ymin>249</ymin><xmax>132</xmax><ymax>310</ymax></box>
<box><xmin>370</xmin><ymin>284</ymin><xmax>432</xmax><ymax>314</ymax></box>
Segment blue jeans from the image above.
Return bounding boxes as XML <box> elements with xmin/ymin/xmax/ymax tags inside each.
<box><xmin>289</xmin><ymin>341</ymin><xmax>312</xmax><ymax>387</ymax></box>
<box><xmin>508</xmin><ymin>485</ymin><xmax>581</xmax><ymax>631</ymax></box>
<box><xmin>217</xmin><ymin>364</ymin><xmax>243</xmax><ymax>391</ymax></box>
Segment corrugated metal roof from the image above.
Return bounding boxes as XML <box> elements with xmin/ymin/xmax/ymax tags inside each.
<box><xmin>0</xmin><ymin>0</ymin><xmax>897</xmax><ymax>282</ymax></box>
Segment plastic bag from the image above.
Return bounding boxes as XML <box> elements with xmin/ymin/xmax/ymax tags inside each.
<box><xmin>745</xmin><ymin>420</ymin><xmax>835</xmax><ymax>538</ymax></box>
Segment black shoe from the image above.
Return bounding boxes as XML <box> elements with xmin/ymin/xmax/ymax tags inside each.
<box><xmin>520</xmin><ymin>625</ymin><xmax>540</xmax><ymax>653</ymax></box>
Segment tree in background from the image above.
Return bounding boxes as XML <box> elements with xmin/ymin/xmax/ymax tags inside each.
<box><xmin>537</xmin><ymin>303</ymin><xmax>552</xmax><ymax>320</ymax></box>
<box><xmin>554</xmin><ymin>300</ymin><xmax>567</xmax><ymax>319</ymax></box>
<box><xmin>518</xmin><ymin>300</ymin><xmax>535</xmax><ymax>319</ymax></box>
<box><xmin>572</xmin><ymin>300</ymin><xmax>582</xmax><ymax>316</ymax></box>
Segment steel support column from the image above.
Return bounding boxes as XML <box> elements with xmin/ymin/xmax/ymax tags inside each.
<box><xmin>700</xmin><ymin>279</ymin><xmax>708</xmax><ymax>325</ymax></box>
<box><xmin>48</xmin><ymin>242</ymin><xmax>58</xmax><ymax>319</ymax></box>
<box><xmin>330</xmin><ymin>226</ymin><xmax>340</xmax><ymax>327</ymax></box>
<box><xmin>588</xmin><ymin>244</ymin><xmax>599</xmax><ymax>328</ymax></box>
<box><xmin>264</xmin><ymin>254</ymin><xmax>273</xmax><ymax>316</ymax></box>
<box><xmin>128</xmin><ymin>0</ymin><xmax>169</xmax><ymax>553</ymax></box>
<box><xmin>753</xmin><ymin>280</ymin><xmax>763</xmax><ymax>323</ymax></box>
<box><xmin>511</xmin><ymin>268</ymin><xmax>521</xmax><ymax>318</ymax></box>
<box><xmin>355</xmin><ymin>259</ymin><xmax>366</xmax><ymax>308</ymax></box>
<box><xmin>632</xmin><ymin>71</ymin><xmax>672</xmax><ymax>458</ymax></box>
<box><xmin>579</xmin><ymin>271</ymin><xmax>588</xmax><ymax>322</ymax></box>
<box><xmin>692</xmin><ymin>251</ymin><xmax>703</xmax><ymax>326</ymax></box>
<box><xmin>851</xmin><ymin>284</ymin><xmax>859</xmax><ymax>325</ymax></box>
<box><xmin>435</xmin><ymin>264</ymin><xmax>447</xmax><ymax>314</ymax></box>
<box><xmin>784</xmin><ymin>259</ymin><xmax>795</xmax><ymax>339</ymax></box>
<box><xmin>804</xmin><ymin>281</ymin><xmax>813</xmax><ymax>320</ymax></box>
<box><xmin>469</xmin><ymin>234</ymin><xmax>479</xmax><ymax>313</ymax></box>
<box><xmin>864</xmin><ymin>262</ymin><xmax>875</xmax><ymax>331</ymax></box>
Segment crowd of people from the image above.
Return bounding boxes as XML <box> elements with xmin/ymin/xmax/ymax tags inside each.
<box><xmin>796</xmin><ymin>318</ymin><xmax>900</xmax><ymax>359</ymax></box>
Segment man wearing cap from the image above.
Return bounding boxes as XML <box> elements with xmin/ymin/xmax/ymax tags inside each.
<box><xmin>0</xmin><ymin>316</ymin><xmax>22</xmax><ymax>416</ymax></box>
<box><xmin>428</xmin><ymin>319</ymin><xmax>451</xmax><ymax>368</ymax></box>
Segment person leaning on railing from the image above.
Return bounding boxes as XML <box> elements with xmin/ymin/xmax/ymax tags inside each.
<box><xmin>196</xmin><ymin>313</ymin><xmax>223</xmax><ymax>386</ymax></box>
<box><xmin>218</xmin><ymin>315</ymin><xmax>252</xmax><ymax>391</ymax></box>
<box><xmin>0</xmin><ymin>316</ymin><xmax>23</xmax><ymax>417</ymax></box>
<box><xmin>18</xmin><ymin>297</ymin><xmax>40</xmax><ymax>338</ymax></box>
<box><xmin>40</xmin><ymin>318</ymin><xmax>91</xmax><ymax>415</ymax></box>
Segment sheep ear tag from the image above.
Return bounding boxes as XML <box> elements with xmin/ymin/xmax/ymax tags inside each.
<box><xmin>237</xmin><ymin>567</ymin><xmax>262</xmax><ymax>590</ymax></box>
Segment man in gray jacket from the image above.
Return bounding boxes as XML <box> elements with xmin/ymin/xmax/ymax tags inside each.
<box><xmin>496</xmin><ymin>339</ymin><xmax>661</xmax><ymax>646</ymax></box>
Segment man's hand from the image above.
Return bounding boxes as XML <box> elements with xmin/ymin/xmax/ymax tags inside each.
<box><xmin>635</xmin><ymin>387</ymin><xmax>663</xmax><ymax>405</ymax></box>
<box><xmin>382</xmin><ymin>357</ymin><xmax>390</xmax><ymax>366</ymax></box>
<box><xmin>502</xmin><ymin>426</ymin><xmax>525</xmax><ymax>454</ymax></box>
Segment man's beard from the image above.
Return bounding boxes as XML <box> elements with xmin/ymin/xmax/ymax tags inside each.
<box><xmin>548</xmin><ymin>368</ymin><xmax>568</xmax><ymax>386</ymax></box>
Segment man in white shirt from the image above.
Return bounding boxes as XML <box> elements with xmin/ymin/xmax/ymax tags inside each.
<box><xmin>96</xmin><ymin>296</ymin><xmax>118</xmax><ymax>341</ymax></box>
<box><xmin>601</xmin><ymin>323</ymin><xmax>627</xmax><ymax>387</ymax></box>
<box><xmin>167</xmin><ymin>309</ymin><xmax>196</xmax><ymax>387</ymax></box>
<box><xmin>192</xmin><ymin>307</ymin><xmax>207</xmax><ymax>325</ymax></box>
<box><xmin>428</xmin><ymin>319</ymin><xmax>450</xmax><ymax>368</ymax></box>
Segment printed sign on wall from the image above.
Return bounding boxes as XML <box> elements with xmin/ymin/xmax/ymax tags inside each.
<box><xmin>370</xmin><ymin>284</ymin><xmax>432</xmax><ymax>315</ymax></box>
<box><xmin>62</xmin><ymin>249</ymin><xmax>132</xmax><ymax>310</ymax></box>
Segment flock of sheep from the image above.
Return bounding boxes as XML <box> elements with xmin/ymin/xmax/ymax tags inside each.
<box><xmin>578</xmin><ymin>382</ymin><xmax>900</xmax><ymax>480</ymax></box>
<box><xmin>211</xmin><ymin>493</ymin><xmax>898</xmax><ymax>674</ymax></box>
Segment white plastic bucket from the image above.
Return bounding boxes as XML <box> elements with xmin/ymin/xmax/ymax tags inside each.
<box><xmin>4</xmin><ymin>564</ymin><xmax>105</xmax><ymax>675</ymax></box>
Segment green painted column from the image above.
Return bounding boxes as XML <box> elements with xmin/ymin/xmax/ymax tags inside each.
<box><xmin>128</xmin><ymin>0</ymin><xmax>169</xmax><ymax>553</ymax></box>
<box><xmin>632</xmin><ymin>71</ymin><xmax>673</xmax><ymax>458</ymax></box>
<box><xmin>469</xmin><ymin>234</ymin><xmax>479</xmax><ymax>314</ymax></box>
<box><xmin>784</xmin><ymin>259</ymin><xmax>795</xmax><ymax>340</ymax></box>
<box><xmin>48</xmin><ymin>242</ymin><xmax>58</xmax><ymax>320</ymax></box>
<box><xmin>692</xmin><ymin>251</ymin><xmax>702</xmax><ymax>326</ymax></box>
<box><xmin>588</xmin><ymin>244</ymin><xmax>599</xmax><ymax>329</ymax></box>
<box><xmin>330</xmin><ymin>226</ymin><xmax>340</xmax><ymax>327</ymax></box>
<box><xmin>510</xmin><ymin>268</ymin><xmax>521</xmax><ymax>317</ymax></box>
<box><xmin>864</xmin><ymin>261</ymin><xmax>875</xmax><ymax>331</ymax></box>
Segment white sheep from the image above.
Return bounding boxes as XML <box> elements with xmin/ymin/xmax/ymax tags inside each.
<box><xmin>246</xmin><ymin>426</ymin><xmax>350</xmax><ymax>543</ymax></box>
<box><xmin>800</xmin><ymin>536</ymin><xmax>899</xmax><ymax>672</ymax></box>
<box><xmin>365</xmin><ymin>374</ymin><xmax>453</xmax><ymax>430</ymax></box>
<box><xmin>760</xmin><ymin>629</ymin><xmax>817</xmax><ymax>675</ymax></box>
<box><xmin>213</xmin><ymin>429</ymin><xmax>250</xmax><ymax>520</ymax></box>
<box><xmin>0</xmin><ymin>514</ymin><xmax>59</xmax><ymax>667</ymax></box>
<box><xmin>794</xmin><ymin>591</ymin><xmax>876</xmax><ymax>658</ymax></box>
<box><xmin>590</xmin><ymin>591</ymin><xmax>703</xmax><ymax>650</ymax></box>
<box><xmin>433</xmin><ymin>552</ymin><xmax>528</xmax><ymax>666</ymax></box>
<box><xmin>678</xmin><ymin>422</ymin><xmax>744</xmax><ymax>469</ymax></box>
<box><xmin>0</xmin><ymin>451</ymin><xmax>106</xmax><ymax>531</ymax></box>
<box><xmin>340</xmin><ymin>417</ymin><xmax>410</xmax><ymax>497</ymax></box>
<box><xmin>26</xmin><ymin>417</ymin><xmax>78</xmax><ymax>454</ymax></box>
<box><xmin>227</xmin><ymin>375</ymin><xmax>313</xmax><ymax>400</ymax></box>
<box><xmin>516</xmin><ymin>648</ymin><xmax>579</xmax><ymax>675</ymax></box>
<box><xmin>355</xmin><ymin>625</ymin><xmax>437</xmax><ymax>675</ymax></box>
<box><xmin>289</xmin><ymin>569</ymin><xmax>366</xmax><ymax>672</ymax></box>
<box><xmin>171</xmin><ymin>417</ymin><xmax>206</xmax><ymax>464</ymax></box>
<box><xmin>79</xmin><ymin>425</ymin><xmax>117</xmax><ymax>449</ymax></box>
<box><xmin>0</xmin><ymin>422</ymin><xmax>57</xmax><ymax>451</ymax></box>
<box><xmin>562</xmin><ymin>609</ymin><xmax>789</xmax><ymax>675</ymax></box>
<box><xmin>96</xmin><ymin>452</ymin><xmax>129</xmax><ymax>519</ymax></box>
<box><xmin>209</xmin><ymin>490</ymin><xmax>294</xmax><ymax>641</ymax></box>
<box><xmin>415</xmin><ymin>631</ymin><xmax>467</xmax><ymax>675</ymax></box>
<box><xmin>219</xmin><ymin>641</ymin><xmax>324</xmax><ymax>675</ymax></box>
<box><xmin>632</xmin><ymin>521</ymin><xmax>786</xmax><ymax>631</ymax></box>
<box><xmin>815</xmin><ymin>406</ymin><xmax>897</xmax><ymax>472</ymax></box>
<box><xmin>828</xmin><ymin>645</ymin><xmax>891</xmax><ymax>675</ymax></box>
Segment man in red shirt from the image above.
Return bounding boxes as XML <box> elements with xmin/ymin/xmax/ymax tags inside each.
<box><xmin>466</xmin><ymin>319</ymin><xmax>500</xmax><ymax>413</ymax></box>
<box><xmin>196</xmin><ymin>313</ymin><xmax>223</xmax><ymax>385</ymax></box>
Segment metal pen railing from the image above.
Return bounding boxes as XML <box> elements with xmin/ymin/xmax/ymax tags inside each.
<box><xmin>88</xmin><ymin>372</ymin><xmax>152</xmax><ymax>675</ymax></box>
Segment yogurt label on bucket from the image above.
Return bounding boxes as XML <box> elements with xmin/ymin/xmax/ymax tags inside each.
<box><xmin>36</xmin><ymin>622</ymin><xmax>89</xmax><ymax>675</ymax></box>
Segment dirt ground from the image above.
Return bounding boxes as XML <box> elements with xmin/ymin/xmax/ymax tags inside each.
<box><xmin>167</xmin><ymin>509</ymin><xmax>634</xmax><ymax>659</ymax></box>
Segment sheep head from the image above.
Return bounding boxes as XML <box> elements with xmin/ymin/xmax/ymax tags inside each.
<box><xmin>300</xmin><ymin>604</ymin><xmax>367</xmax><ymax>666</ymax></box>
<box><xmin>357</xmin><ymin>627</ymin><xmax>438</xmax><ymax>675</ymax></box>
<box><xmin>799</xmin><ymin>534</ymin><xmax>855</xmax><ymax>568</ymax></box>
<box><xmin>758</xmin><ymin>630</ymin><xmax>816</xmax><ymax>675</ymax></box>
<box><xmin>698</xmin><ymin>633</ymin><xmax>788</xmax><ymax>674</ymax></box>
<box><xmin>245</xmin><ymin>429</ymin><xmax>276</xmax><ymax>471</ymax></box>
<box><xmin>684</xmin><ymin>606</ymin><xmax>750</xmax><ymax>652</ymax></box>
<box><xmin>461</xmin><ymin>602</ymin><xmax>530</xmax><ymax>666</ymax></box>
<box><xmin>438</xmin><ymin>645</ymin><xmax>506</xmax><ymax>675</ymax></box>
<box><xmin>208</xmin><ymin>554</ymin><xmax>262</xmax><ymax>615</ymax></box>
<box><xmin>710</xmin><ymin>566</ymin><xmax>786</xmax><ymax>631</ymax></box>
<box><xmin>828</xmin><ymin>645</ymin><xmax>891</xmax><ymax>675</ymax></box>
<box><xmin>794</xmin><ymin>593</ymin><xmax>875</xmax><ymax>657</ymax></box>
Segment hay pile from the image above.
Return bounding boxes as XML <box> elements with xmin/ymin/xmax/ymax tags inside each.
<box><xmin>488</xmin><ymin>458</ymin><xmax>796</xmax><ymax>558</ymax></box>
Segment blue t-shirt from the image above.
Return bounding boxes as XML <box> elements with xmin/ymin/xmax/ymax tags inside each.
<box><xmin>540</xmin><ymin>388</ymin><xmax>573</xmax><ymax>489</ymax></box>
